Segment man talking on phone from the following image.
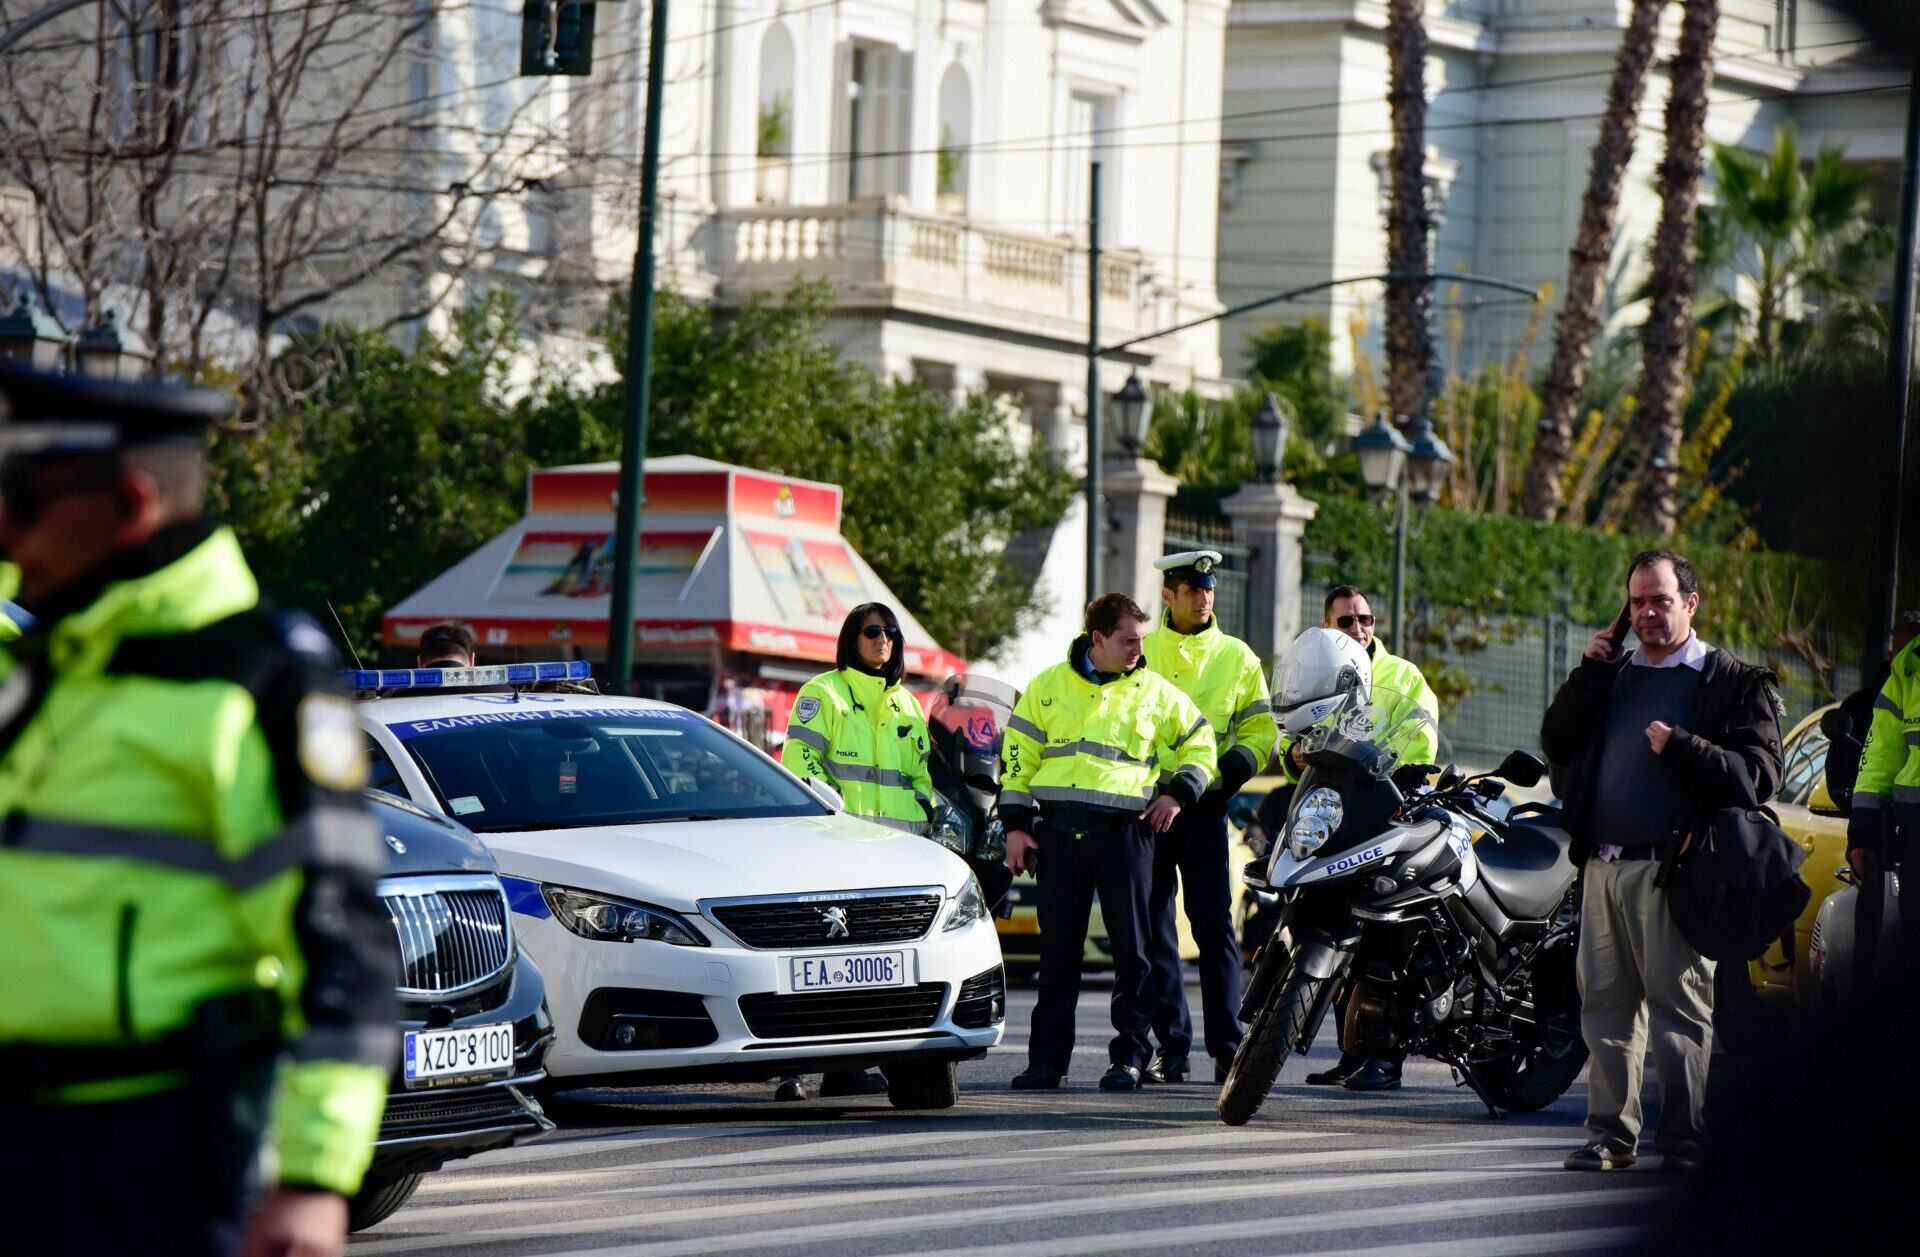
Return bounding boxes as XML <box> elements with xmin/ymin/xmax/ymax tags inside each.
<box><xmin>1542</xmin><ymin>551</ymin><xmax>1782</xmax><ymax>1173</ymax></box>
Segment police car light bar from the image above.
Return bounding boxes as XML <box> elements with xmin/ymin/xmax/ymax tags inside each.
<box><xmin>340</xmin><ymin>660</ymin><xmax>592</xmax><ymax>691</ymax></box>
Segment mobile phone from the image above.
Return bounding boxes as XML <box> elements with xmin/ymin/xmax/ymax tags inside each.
<box><xmin>1605</xmin><ymin>600</ymin><xmax>1632</xmax><ymax>658</ymax></box>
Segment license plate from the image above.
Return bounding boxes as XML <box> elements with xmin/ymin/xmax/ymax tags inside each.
<box><xmin>788</xmin><ymin>950</ymin><xmax>909</xmax><ymax>993</ymax></box>
<box><xmin>403</xmin><ymin>1022</ymin><xmax>514</xmax><ymax>1088</ymax></box>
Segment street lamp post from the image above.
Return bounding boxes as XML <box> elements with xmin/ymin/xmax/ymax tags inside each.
<box><xmin>1109</xmin><ymin>369</ymin><xmax>1152</xmax><ymax>457</ymax></box>
<box><xmin>0</xmin><ymin>291</ymin><xmax>71</xmax><ymax>370</ymax></box>
<box><xmin>1351</xmin><ymin>410</ymin><xmax>1452</xmax><ymax>651</ymax></box>
<box><xmin>72</xmin><ymin>309</ymin><xmax>153</xmax><ymax>379</ymax></box>
<box><xmin>1251</xmin><ymin>392</ymin><xmax>1291</xmax><ymax>485</ymax></box>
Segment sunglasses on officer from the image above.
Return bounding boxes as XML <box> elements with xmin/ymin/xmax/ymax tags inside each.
<box><xmin>0</xmin><ymin>456</ymin><xmax>125</xmax><ymax>528</ymax></box>
<box><xmin>861</xmin><ymin>624</ymin><xmax>903</xmax><ymax>640</ymax></box>
<box><xmin>1334</xmin><ymin>613</ymin><xmax>1376</xmax><ymax>630</ymax></box>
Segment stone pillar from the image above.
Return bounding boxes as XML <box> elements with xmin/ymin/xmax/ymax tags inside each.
<box><xmin>1103</xmin><ymin>455</ymin><xmax>1180</xmax><ymax>610</ymax></box>
<box><xmin>1221</xmin><ymin>480</ymin><xmax>1319</xmax><ymax>662</ymax></box>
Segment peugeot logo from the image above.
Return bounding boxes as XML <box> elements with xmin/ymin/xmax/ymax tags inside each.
<box><xmin>820</xmin><ymin>906</ymin><xmax>850</xmax><ymax>939</ymax></box>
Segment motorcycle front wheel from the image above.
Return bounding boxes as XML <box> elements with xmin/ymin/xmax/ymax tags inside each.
<box><xmin>1218</xmin><ymin>969</ymin><xmax>1322</xmax><ymax>1126</ymax></box>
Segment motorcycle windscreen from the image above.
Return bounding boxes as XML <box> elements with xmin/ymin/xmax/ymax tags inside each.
<box><xmin>1292</xmin><ymin>678</ymin><xmax>1447</xmax><ymax>786</ymax></box>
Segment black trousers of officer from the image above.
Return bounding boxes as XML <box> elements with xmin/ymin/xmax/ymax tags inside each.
<box><xmin>1857</xmin><ymin>802</ymin><xmax>1920</xmax><ymax>992</ymax></box>
<box><xmin>1029</xmin><ymin>814</ymin><xmax>1155</xmax><ymax>1074</ymax></box>
<box><xmin>7</xmin><ymin>1085</ymin><xmax>251</xmax><ymax>1256</ymax></box>
<box><xmin>1145</xmin><ymin>794</ymin><xmax>1243</xmax><ymax>1063</ymax></box>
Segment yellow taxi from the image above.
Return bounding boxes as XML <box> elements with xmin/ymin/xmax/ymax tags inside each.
<box><xmin>995</xmin><ymin>786</ymin><xmax>1267</xmax><ymax>980</ymax></box>
<box><xmin>1747</xmin><ymin>703</ymin><xmax>1850</xmax><ymax>1004</ymax></box>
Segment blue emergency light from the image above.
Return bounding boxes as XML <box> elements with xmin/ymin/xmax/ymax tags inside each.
<box><xmin>340</xmin><ymin>659</ymin><xmax>592</xmax><ymax>691</ymax></box>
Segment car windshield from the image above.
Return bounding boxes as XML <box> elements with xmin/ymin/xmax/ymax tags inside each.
<box><xmin>386</xmin><ymin>705</ymin><xmax>828</xmax><ymax>832</ymax></box>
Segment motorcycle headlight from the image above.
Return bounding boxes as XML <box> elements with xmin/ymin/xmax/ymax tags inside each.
<box><xmin>943</xmin><ymin>874</ymin><xmax>989</xmax><ymax>932</ymax></box>
<box><xmin>543</xmin><ymin>885</ymin><xmax>709</xmax><ymax>946</ymax></box>
<box><xmin>929</xmin><ymin>795</ymin><xmax>974</xmax><ymax>856</ymax></box>
<box><xmin>1287</xmin><ymin>787</ymin><xmax>1344</xmax><ymax>860</ymax></box>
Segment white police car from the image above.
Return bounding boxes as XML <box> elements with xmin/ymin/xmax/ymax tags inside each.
<box><xmin>352</xmin><ymin>663</ymin><xmax>1004</xmax><ymax>1108</ymax></box>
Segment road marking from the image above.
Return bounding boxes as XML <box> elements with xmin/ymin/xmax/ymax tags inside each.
<box><xmin>415</xmin><ymin>1125</ymin><xmax>1334</xmax><ymax>1197</ymax></box>
<box><xmin>1270</xmin><ymin>1226</ymin><xmax>1648</xmax><ymax>1257</ymax></box>
<box><xmin>447</xmin><ymin>1126</ymin><xmax>784</xmax><ymax>1170</ymax></box>
<box><xmin>415</xmin><ymin>1128</ymin><xmax>1055</xmax><ymax>1194</ymax></box>
<box><xmin>1068</xmin><ymin>1135</ymin><xmax>1572</xmax><ymax>1178</ymax></box>
<box><xmin>546</xmin><ymin>1184</ymin><xmax>1665</xmax><ymax>1257</ymax></box>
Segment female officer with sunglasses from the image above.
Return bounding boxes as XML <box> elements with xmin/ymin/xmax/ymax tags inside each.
<box><xmin>776</xmin><ymin>602</ymin><xmax>937</xmax><ymax>1099</ymax></box>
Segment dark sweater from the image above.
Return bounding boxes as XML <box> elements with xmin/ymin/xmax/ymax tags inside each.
<box><xmin>1589</xmin><ymin>664</ymin><xmax>1702</xmax><ymax>850</ymax></box>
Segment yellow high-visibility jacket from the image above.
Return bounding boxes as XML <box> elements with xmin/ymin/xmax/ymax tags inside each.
<box><xmin>0</xmin><ymin>525</ymin><xmax>397</xmax><ymax>1196</ymax></box>
<box><xmin>1143</xmin><ymin>610</ymin><xmax>1277</xmax><ymax>796</ymax></box>
<box><xmin>1857</xmin><ymin>636</ymin><xmax>1920</xmax><ymax>811</ymax></box>
<box><xmin>781</xmin><ymin>667</ymin><xmax>934</xmax><ymax>834</ymax></box>
<box><xmin>999</xmin><ymin>635</ymin><xmax>1216</xmax><ymax>834</ymax></box>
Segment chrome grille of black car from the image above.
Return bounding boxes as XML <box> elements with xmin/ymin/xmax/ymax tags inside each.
<box><xmin>381</xmin><ymin>878</ymin><xmax>514</xmax><ymax>996</ymax></box>
<box><xmin>707</xmin><ymin>891</ymin><xmax>942</xmax><ymax>949</ymax></box>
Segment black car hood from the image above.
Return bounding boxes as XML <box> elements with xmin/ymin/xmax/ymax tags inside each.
<box><xmin>369</xmin><ymin>792</ymin><xmax>496</xmax><ymax>876</ymax></box>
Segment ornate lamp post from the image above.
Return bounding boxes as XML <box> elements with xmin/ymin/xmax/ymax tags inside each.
<box><xmin>1351</xmin><ymin>410</ymin><xmax>1450</xmax><ymax>650</ymax></box>
<box><xmin>73</xmin><ymin>310</ymin><xmax>153</xmax><ymax>380</ymax></box>
<box><xmin>1109</xmin><ymin>369</ymin><xmax>1152</xmax><ymax>456</ymax></box>
<box><xmin>1251</xmin><ymin>392</ymin><xmax>1291</xmax><ymax>485</ymax></box>
<box><xmin>0</xmin><ymin>291</ymin><xmax>71</xmax><ymax>371</ymax></box>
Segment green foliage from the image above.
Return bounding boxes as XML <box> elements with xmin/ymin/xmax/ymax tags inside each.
<box><xmin>757</xmin><ymin>95</ymin><xmax>790</xmax><ymax>158</ymax></box>
<box><xmin>1692</xmin><ymin>123</ymin><xmax>1892</xmax><ymax>366</ymax></box>
<box><xmin>937</xmin><ymin>125</ymin><xmax>963</xmax><ymax>198</ymax></box>
<box><xmin>212</xmin><ymin>283</ymin><xmax>1076</xmax><ymax>664</ymax></box>
<box><xmin>208</xmin><ymin>293</ymin><xmax>539</xmax><ymax>659</ymax></box>
<box><xmin>557</xmin><ymin>281</ymin><xmax>1078</xmax><ymax>661</ymax></box>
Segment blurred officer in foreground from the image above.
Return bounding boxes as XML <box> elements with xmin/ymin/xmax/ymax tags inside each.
<box><xmin>1002</xmin><ymin>593</ymin><xmax>1216</xmax><ymax>1092</ymax></box>
<box><xmin>1851</xmin><ymin>609</ymin><xmax>1920</xmax><ymax>986</ymax></box>
<box><xmin>1139</xmin><ymin>551</ymin><xmax>1276</xmax><ymax>1085</ymax></box>
<box><xmin>0</xmin><ymin>364</ymin><xmax>398</xmax><ymax>1257</ymax></box>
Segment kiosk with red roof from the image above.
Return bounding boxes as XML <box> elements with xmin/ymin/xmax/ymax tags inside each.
<box><xmin>383</xmin><ymin>456</ymin><xmax>965</xmax><ymax>735</ymax></box>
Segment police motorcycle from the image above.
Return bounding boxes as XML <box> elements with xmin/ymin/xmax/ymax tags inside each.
<box><xmin>1218</xmin><ymin>629</ymin><xmax>1587</xmax><ymax>1126</ymax></box>
<box><xmin>925</xmin><ymin>673</ymin><xmax>1018</xmax><ymax>916</ymax></box>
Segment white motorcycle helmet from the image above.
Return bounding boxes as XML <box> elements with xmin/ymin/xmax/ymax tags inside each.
<box><xmin>1272</xmin><ymin>627</ymin><xmax>1372</xmax><ymax>736</ymax></box>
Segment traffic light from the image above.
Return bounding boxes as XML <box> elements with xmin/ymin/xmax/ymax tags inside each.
<box><xmin>521</xmin><ymin>1</ymin><xmax>597</xmax><ymax>76</ymax></box>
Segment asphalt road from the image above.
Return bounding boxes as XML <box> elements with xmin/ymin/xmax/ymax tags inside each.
<box><xmin>349</xmin><ymin>978</ymin><xmax>1678</xmax><ymax>1256</ymax></box>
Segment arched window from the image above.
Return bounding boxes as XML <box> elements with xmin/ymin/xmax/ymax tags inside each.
<box><xmin>756</xmin><ymin>25</ymin><xmax>796</xmax><ymax>203</ymax></box>
<box><xmin>937</xmin><ymin>63</ymin><xmax>972</xmax><ymax>210</ymax></box>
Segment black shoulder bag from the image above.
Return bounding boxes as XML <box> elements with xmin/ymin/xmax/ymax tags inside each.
<box><xmin>1658</xmin><ymin>771</ymin><xmax>1811</xmax><ymax>963</ymax></box>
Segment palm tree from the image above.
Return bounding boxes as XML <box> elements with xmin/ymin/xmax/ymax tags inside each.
<box><xmin>1631</xmin><ymin>0</ymin><xmax>1719</xmax><ymax>537</ymax></box>
<box><xmin>1383</xmin><ymin>0</ymin><xmax>1434</xmax><ymax>429</ymax></box>
<box><xmin>1519</xmin><ymin>0</ymin><xmax>1668</xmax><ymax>523</ymax></box>
<box><xmin>1692</xmin><ymin>123</ymin><xmax>1893</xmax><ymax>365</ymax></box>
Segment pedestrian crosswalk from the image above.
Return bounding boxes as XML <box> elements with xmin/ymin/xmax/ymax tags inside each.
<box><xmin>349</xmin><ymin>1106</ymin><xmax>1674</xmax><ymax>1257</ymax></box>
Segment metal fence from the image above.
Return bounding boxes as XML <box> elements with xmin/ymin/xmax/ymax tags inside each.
<box><xmin>1165</xmin><ymin>516</ymin><xmax>1252</xmax><ymax>641</ymax></box>
<box><xmin>1300</xmin><ymin>579</ymin><xmax>1854</xmax><ymax>766</ymax></box>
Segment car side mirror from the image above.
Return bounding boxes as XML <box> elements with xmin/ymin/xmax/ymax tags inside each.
<box><xmin>1820</xmin><ymin>708</ymin><xmax>1851</xmax><ymax>743</ymax></box>
<box><xmin>1494</xmin><ymin>750</ymin><xmax>1546</xmax><ymax>789</ymax></box>
<box><xmin>805</xmin><ymin>776</ymin><xmax>844</xmax><ymax>810</ymax></box>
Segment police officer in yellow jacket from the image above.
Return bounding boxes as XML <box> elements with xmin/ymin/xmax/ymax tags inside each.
<box><xmin>780</xmin><ymin>602</ymin><xmax>933</xmax><ymax>1098</ymax></box>
<box><xmin>1850</xmin><ymin>617</ymin><xmax>1920</xmax><ymax>979</ymax></box>
<box><xmin>1139</xmin><ymin>551</ymin><xmax>1277</xmax><ymax>1086</ymax></box>
<box><xmin>1002</xmin><ymin>593</ymin><xmax>1217</xmax><ymax>1091</ymax></box>
<box><xmin>0</xmin><ymin>364</ymin><xmax>398</xmax><ymax>1257</ymax></box>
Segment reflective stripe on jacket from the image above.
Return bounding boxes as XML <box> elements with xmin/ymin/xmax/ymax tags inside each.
<box><xmin>1857</xmin><ymin>637</ymin><xmax>1920</xmax><ymax>810</ymax></box>
<box><xmin>998</xmin><ymin>635</ymin><xmax>1217</xmax><ymax>833</ymax></box>
<box><xmin>0</xmin><ymin>525</ymin><xmax>397</xmax><ymax>1196</ymax></box>
<box><xmin>1281</xmin><ymin>638</ymin><xmax>1440</xmax><ymax>783</ymax></box>
<box><xmin>780</xmin><ymin>667</ymin><xmax>934</xmax><ymax>834</ymax></box>
<box><xmin>1143</xmin><ymin>611</ymin><xmax>1277</xmax><ymax>788</ymax></box>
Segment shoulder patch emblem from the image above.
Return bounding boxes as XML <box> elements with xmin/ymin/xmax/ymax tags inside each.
<box><xmin>794</xmin><ymin>696</ymin><xmax>820</xmax><ymax>723</ymax></box>
<box><xmin>298</xmin><ymin>694</ymin><xmax>368</xmax><ymax>791</ymax></box>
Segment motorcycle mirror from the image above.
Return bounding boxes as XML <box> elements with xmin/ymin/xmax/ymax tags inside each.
<box><xmin>1436</xmin><ymin>765</ymin><xmax>1464</xmax><ymax>792</ymax></box>
<box><xmin>1819</xmin><ymin>708</ymin><xmax>1851</xmax><ymax>743</ymax></box>
<box><xmin>1493</xmin><ymin>750</ymin><xmax>1546</xmax><ymax>788</ymax></box>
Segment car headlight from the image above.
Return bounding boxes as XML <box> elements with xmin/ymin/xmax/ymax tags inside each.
<box><xmin>943</xmin><ymin>874</ymin><xmax>989</xmax><ymax>932</ymax></box>
<box><xmin>929</xmin><ymin>795</ymin><xmax>974</xmax><ymax>856</ymax></box>
<box><xmin>1287</xmin><ymin>787</ymin><xmax>1344</xmax><ymax>861</ymax></box>
<box><xmin>543</xmin><ymin>885</ymin><xmax>709</xmax><ymax>946</ymax></box>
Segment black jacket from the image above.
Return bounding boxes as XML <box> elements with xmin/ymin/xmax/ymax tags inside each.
<box><xmin>1540</xmin><ymin>646</ymin><xmax>1785</xmax><ymax>865</ymax></box>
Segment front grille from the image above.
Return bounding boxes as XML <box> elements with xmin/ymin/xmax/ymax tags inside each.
<box><xmin>382</xmin><ymin>882</ymin><xmax>513</xmax><ymax>995</ymax></box>
<box><xmin>739</xmin><ymin>983</ymin><xmax>948</xmax><ymax>1039</ymax></box>
<box><xmin>380</xmin><ymin>1084</ymin><xmax>533</xmax><ymax>1135</ymax></box>
<box><xmin>954</xmin><ymin>966</ymin><xmax>1006</xmax><ymax>1029</ymax></box>
<box><xmin>579</xmin><ymin>988</ymin><xmax>719</xmax><ymax>1051</ymax></box>
<box><xmin>710</xmin><ymin>892</ymin><xmax>941</xmax><ymax>949</ymax></box>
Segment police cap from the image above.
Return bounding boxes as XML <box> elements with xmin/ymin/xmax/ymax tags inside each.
<box><xmin>0</xmin><ymin>359</ymin><xmax>232</xmax><ymax>460</ymax></box>
<box><xmin>1155</xmin><ymin>549</ymin><xmax>1224</xmax><ymax>590</ymax></box>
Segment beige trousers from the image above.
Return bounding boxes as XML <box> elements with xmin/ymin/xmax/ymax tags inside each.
<box><xmin>1576</xmin><ymin>857</ymin><xmax>1715</xmax><ymax>1155</ymax></box>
